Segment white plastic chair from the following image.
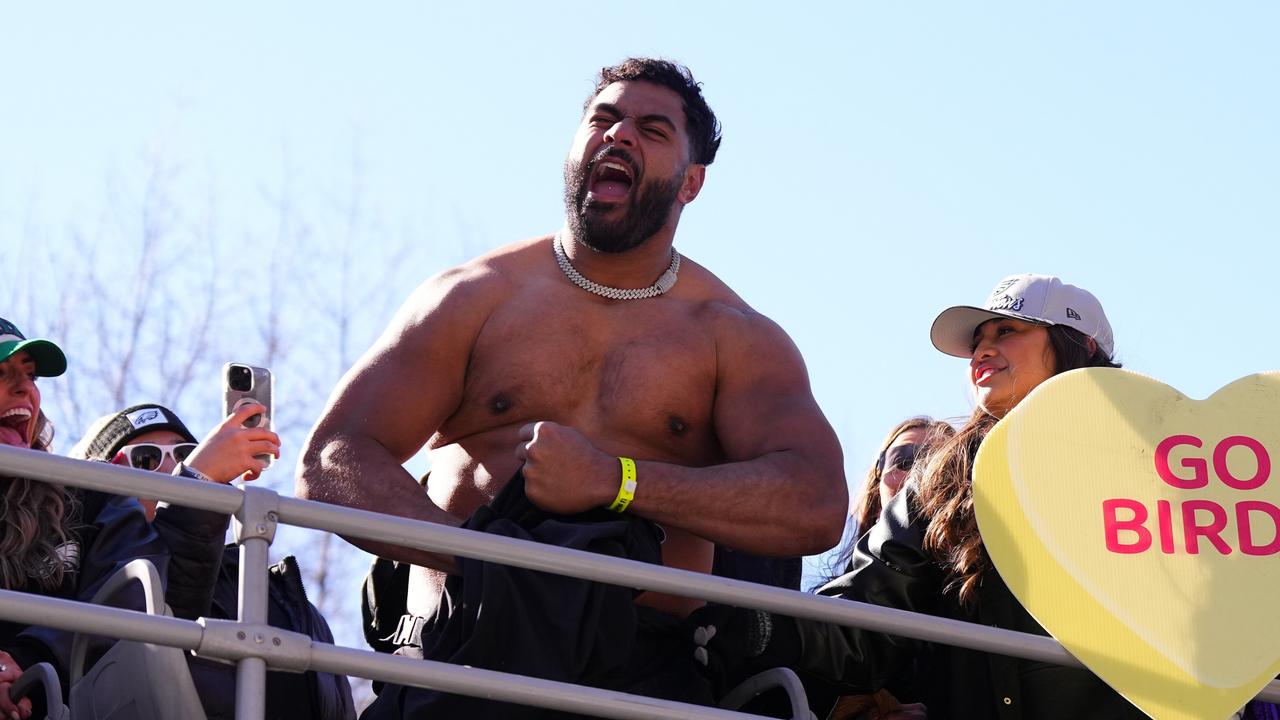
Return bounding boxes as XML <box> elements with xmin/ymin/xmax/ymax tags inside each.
<box><xmin>719</xmin><ymin>667</ymin><xmax>819</xmax><ymax>720</ymax></box>
<box><xmin>8</xmin><ymin>662</ymin><xmax>71</xmax><ymax>720</ymax></box>
<box><xmin>67</xmin><ymin>559</ymin><xmax>208</xmax><ymax>720</ymax></box>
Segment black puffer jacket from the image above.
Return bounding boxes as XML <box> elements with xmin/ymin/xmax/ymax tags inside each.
<box><xmin>784</xmin><ymin>487</ymin><xmax>1148</xmax><ymax>720</ymax></box>
<box><xmin>151</xmin><ymin>502</ymin><xmax>229</xmax><ymax>622</ymax></box>
<box><xmin>153</xmin><ymin>503</ymin><xmax>355</xmax><ymax>720</ymax></box>
<box><xmin>189</xmin><ymin>551</ymin><xmax>356</xmax><ymax>720</ymax></box>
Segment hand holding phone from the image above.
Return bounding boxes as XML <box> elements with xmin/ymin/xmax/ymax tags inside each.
<box><xmin>223</xmin><ymin>363</ymin><xmax>274</xmax><ymax>467</ymax></box>
<box><xmin>182</xmin><ymin>404</ymin><xmax>281</xmax><ymax>483</ymax></box>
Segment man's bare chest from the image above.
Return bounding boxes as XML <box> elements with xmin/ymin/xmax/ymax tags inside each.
<box><xmin>437</xmin><ymin>302</ymin><xmax>720</xmax><ymax>455</ymax></box>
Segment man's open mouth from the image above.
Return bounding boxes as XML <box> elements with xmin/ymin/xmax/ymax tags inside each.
<box><xmin>0</xmin><ymin>407</ymin><xmax>33</xmax><ymax>447</ymax></box>
<box><xmin>588</xmin><ymin>158</ymin><xmax>635</xmax><ymax>201</ymax></box>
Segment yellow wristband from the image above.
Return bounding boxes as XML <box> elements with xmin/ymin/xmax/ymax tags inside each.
<box><xmin>608</xmin><ymin>457</ymin><xmax>637</xmax><ymax>513</ymax></box>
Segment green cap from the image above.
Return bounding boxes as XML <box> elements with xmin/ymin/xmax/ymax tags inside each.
<box><xmin>0</xmin><ymin>317</ymin><xmax>67</xmax><ymax>377</ymax></box>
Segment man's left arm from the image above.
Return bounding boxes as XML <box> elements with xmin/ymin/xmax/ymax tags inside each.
<box><xmin>521</xmin><ymin>312</ymin><xmax>846</xmax><ymax>556</ymax></box>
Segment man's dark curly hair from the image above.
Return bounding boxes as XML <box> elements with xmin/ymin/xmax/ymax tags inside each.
<box><xmin>587</xmin><ymin>58</ymin><xmax>722</xmax><ymax>166</ymax></box>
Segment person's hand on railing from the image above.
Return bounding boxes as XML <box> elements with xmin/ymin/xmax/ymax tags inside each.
<box><xmin>181</xmin><ymin>403</ymin><xmax>281</xmax><ymax>483</ymax></box>
<box><xmin>0</xmin><ymin>650</ymin><xmax>34</xmax><ymax>720</ymax></box>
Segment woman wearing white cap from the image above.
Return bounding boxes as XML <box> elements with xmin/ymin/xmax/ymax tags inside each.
<box><xmin>691</xmin><ymin>275</ymin><xmax>1148</xmax><ymax>719</ymax></box>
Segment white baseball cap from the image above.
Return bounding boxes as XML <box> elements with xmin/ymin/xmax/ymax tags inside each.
<box><xmin>930</xmin><ymin>274</ymin><xmax>1114</xmax><ymax>359</ymax></box>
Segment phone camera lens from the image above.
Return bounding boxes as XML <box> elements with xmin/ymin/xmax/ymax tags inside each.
<box><xmin>229</xmin><ymin>366</ymin><xmax>253</xmax><ymax>392</ymax></box>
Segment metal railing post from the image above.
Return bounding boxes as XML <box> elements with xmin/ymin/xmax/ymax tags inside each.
<box><xmin>232</xmin><ymin>485</ymin><xmax>280</xmax><ymax>720</ymax></box>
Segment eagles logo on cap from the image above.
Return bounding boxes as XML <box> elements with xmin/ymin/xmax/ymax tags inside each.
<box><xmin>127</xmin><ymin>408</ymin><xmax>164</xmax><ymax>428</ymax></box>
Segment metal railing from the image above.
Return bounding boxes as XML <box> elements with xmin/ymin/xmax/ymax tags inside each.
<box><xmin>1</xmin><ymin>444</ymin><xmax>1277</xmax><ymax>719</ymax></box>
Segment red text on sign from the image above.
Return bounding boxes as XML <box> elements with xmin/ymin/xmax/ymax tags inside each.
<box><xmin>1102</xmin><ymin>434</ymin><xmax>1276</xmax><ymax>555</ymax></box>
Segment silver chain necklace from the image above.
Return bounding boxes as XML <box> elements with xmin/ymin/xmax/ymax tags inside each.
<box><xmin>552</xmin><ymin>233</ymin><xmax>681</xmax><ymax>300</ymax></box>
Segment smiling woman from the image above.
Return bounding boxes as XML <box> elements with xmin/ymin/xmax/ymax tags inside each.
<box><xmin>0</xmin><ymin>318</ymin><xmax>74</xmax><ymax>719</ymax></box>
<box><xmin>0</xmin><ymin>317</ymin><xmax>168</xmax><ymax>719</ymax></box>
<box><xmin>0</xmin><ymin>318</ymin><xmax>63</xmax><ymax>451</ymax></box>
<box><xmin>691</xmin><ymin>275</ymin><xmax>1146</xmax><ymax>719</ymax></box>
<box><xmin>0</xmin><ymin>317</ymin><xmax>72</xmax><ymax>591</ymax></box>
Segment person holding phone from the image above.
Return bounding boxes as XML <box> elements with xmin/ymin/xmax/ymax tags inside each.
<box><xmin>0</xmin><ymin>317</ymin><xmax>168</xmax><ymax>719</ymax></box>
<box><xmin>71</xmin><ymin>401</ymin><xmax>277</xmax><ymax>619</ymax></box>
<box><xmin>72</xmin><ymin>401</ymin><xmax>354</xmax><ymax>720</ymax></box>
<box><xmin>73</xmin><ymin>402</ymin><xmax>276</xmax><ymax>518</ymax></box>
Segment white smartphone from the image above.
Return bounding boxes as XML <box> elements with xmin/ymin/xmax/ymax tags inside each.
<box><xmin>222</xmin><ymin>362</ymin><xmax>273</xmax><ymax>466</ymax></box>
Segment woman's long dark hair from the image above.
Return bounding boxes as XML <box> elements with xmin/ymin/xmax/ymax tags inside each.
<box><xmin>824</xmin><ymin>417</ymin><xmax>954</xmax><ymax>582</ymax></box>
<box><xmin>0</xmin><ymin>411</ymin><xmax>79</xmax><ymax>590</ymax></box>
<box><xmin>916</xmin><ymin>325</ymin><xmax>1121</xmax><ymax>610</ymax></box>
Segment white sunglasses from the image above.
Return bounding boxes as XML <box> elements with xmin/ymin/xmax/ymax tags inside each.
<box><xmin>117</xmin><ymin>442</ymin><xmax>197</xmax><ymax>470</ymax></box>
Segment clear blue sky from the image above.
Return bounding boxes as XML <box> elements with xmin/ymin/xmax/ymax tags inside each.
<box><xmin>3</xmin><ymin>0</ymin><xmax>1278</xmax><ymax>604</ymax></box>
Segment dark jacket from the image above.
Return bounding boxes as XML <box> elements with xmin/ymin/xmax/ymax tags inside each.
<box><xmin>784</xmin><ymin>487</ymin><xmax>1148</xmax><ymax>720</ymax></box>
<box><xmin>362</xmin><ymin>512</ymin><xmax>802</xmax><ymax>657</ymax></box>
<box><xmin>152</xmin><ymin>504</ymin><xmax>355</xmax><ymax>720</ymax></box>
<box><xmin>361</xmin><ymin>471</ymin><xmax>679</xmax><ymax>720</ymax></box>
<box><xmin>151</xmin><ymin>502</ymin><xmax>229</xmax><ymax>622</ymax></box>
<box><xmin>3</xmin><ymin>488</ymin><xmax>169</xmax><ymax>685</ymax></box>
<box><xmin>190</xmin><ymin>551</ymin><xmax>356</xmax><ymax>720</ymax></box>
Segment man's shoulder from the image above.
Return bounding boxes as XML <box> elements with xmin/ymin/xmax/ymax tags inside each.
<box><xmin>680</xmin><ymin>259</ymin><xmax>786</xmax><ymax>339</ymax></box>
<box><xmin>471</xmin><ymin>234</ymin><xmax>551</xmax><ymax>268</ymax></box>
<box><xmin>408</xmin><ymin>235</ymin><xmax>550</xmax><ymax>310</ymax></box>
<box><xmin>676</xmin><ymin>260</ymin><xmax>804</xmax><ymax>376</ymax></box>
<box><xmin>433</xmin><ymin>235</ymin><xmax>546</xmax><ymax>286</ymax></box>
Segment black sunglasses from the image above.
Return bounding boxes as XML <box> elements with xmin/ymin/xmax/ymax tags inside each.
<box><xmin>876</xmin><ymin>444</ymin><xmax>921</xmax><ymax>475</ymax></box>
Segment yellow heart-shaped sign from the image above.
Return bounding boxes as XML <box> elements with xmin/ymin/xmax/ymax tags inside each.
<box><xmin>974</xmin><ymin>368</ymin><xmax>1280</xmax><ymax>720</ymax></box>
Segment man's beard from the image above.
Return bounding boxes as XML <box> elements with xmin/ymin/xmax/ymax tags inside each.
<box><xmin>563</xmin><ymin>151</ymin><xmax>683</xmax><ymax>254</ymax></box>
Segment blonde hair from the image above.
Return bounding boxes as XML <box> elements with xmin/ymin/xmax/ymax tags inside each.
<box><xmin>0</xmin><ymin>411</ymin><xmax>79</xmax><ymax>591</ymax></box>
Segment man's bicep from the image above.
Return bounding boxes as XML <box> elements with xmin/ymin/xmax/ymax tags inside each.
<box><xmin>317</xmin><ymin>274</ymin><xmax>485</xmax><ymax>461</ymax></box>
<box><xmin>713</xmin><ymin>318</ymin><xmax>837</xmax><ymax>461</ymax></box>
<box><xmin>324</xmin><ymin>341</ymin><xmax>457</xmax><ymax>462</ymax></box>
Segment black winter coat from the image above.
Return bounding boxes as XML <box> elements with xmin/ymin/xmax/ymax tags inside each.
<box><xmin>153</xmin><ymin>503</ymin><xmax>355</xmax><ymax>720</ymax></box>
<box><xmin>785</xmin><ymin>487</ymin><xmax>1148</xmax><ymax>720</ymax></box>
<box><xmin>360</xmin><ymin>470</ymin><xmax>682</xmax><ymax>720</ymax></box>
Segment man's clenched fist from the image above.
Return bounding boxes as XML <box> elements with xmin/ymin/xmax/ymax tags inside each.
<box><xmin>516</xmin><ymin>421</ymin><xmax>617</xmax><ymax>514</ymax></box>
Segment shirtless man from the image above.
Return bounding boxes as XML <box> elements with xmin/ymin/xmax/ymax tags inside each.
<box><xmin>297</xmin><ymin>58</ymin><xmax>845</xmax><ymax>626</ymax></box>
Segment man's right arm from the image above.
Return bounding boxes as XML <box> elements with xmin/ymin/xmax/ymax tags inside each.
<box><xmin>295</xmin><ymin>264</ymin><xmax>498</xmax><ymax>571</ymax></box>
